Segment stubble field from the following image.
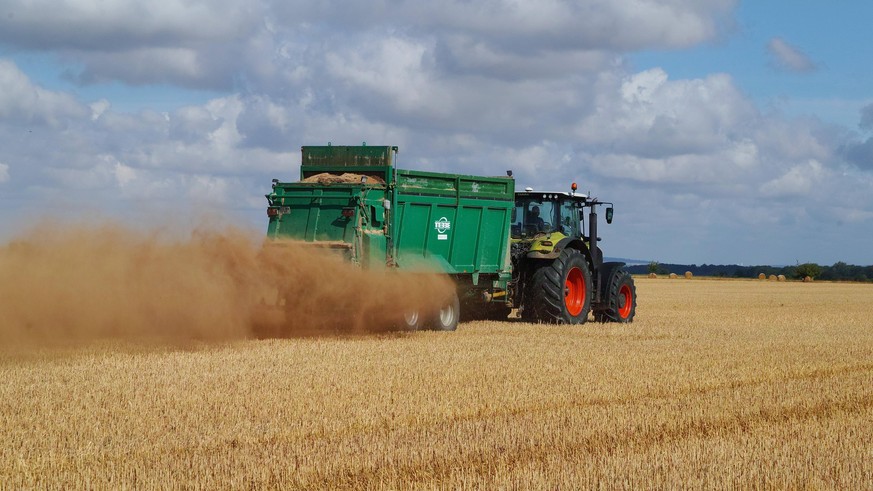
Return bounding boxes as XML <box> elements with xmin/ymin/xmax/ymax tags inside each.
<box><xmin>2</xmin><ymin>277</ymin><xmax>872</xmax><ymax>489</ymax></box>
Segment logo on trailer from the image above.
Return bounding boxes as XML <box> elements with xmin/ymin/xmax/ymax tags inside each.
<box><xmin>434</xmin><ymin>217</ymin><xmax>451</xmax><ymax>240</ymax></box>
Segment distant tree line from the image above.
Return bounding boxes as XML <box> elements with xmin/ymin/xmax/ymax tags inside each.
<box><xmin>629</xmin><ymin>261</ymin><xmax>872</xmax><ymax>282</ymax></box>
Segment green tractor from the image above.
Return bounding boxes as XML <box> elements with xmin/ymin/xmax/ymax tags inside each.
<box><xmin>507</xmin><ymin>185</ymin><xmax>637</xmax><ymax>324</ymax></box>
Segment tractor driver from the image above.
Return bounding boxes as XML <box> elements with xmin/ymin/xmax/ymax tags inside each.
<box><xmin>529</xmin><ymin>205</ymin><xmax>546</xmax><ymax>232</ymax></box>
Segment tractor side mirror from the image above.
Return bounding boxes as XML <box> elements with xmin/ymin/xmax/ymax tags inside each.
<box><xmin>606</xmin><ymin>206</ymin><xmax>614</xmax><ymax>224</ymax></box>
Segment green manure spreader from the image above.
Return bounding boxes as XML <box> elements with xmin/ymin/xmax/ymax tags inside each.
<box><xmin>266</xmin><ymin>144</ymin><xmax>636</xmax><ymax>331</ymax></box>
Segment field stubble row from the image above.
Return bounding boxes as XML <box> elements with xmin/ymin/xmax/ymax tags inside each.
<box><xmin>1</xmin><ymin>278</ymin><xmax>872</xmax><ymax>488</ymax></box>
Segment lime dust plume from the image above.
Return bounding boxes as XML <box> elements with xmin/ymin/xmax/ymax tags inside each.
<box><xmin>0</xmin><ymin>222</ymin><xmax>453</xmax><ymax>346</ymax></box>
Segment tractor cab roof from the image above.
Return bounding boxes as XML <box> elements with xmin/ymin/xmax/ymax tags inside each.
<box><xmin>515</xmin><ymin>190</ymin><xmax>588</xmax><ymax>202</ymax></box>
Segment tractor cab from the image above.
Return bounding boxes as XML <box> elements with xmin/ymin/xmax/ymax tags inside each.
<box><xmin>512</xmin><ymin>190</ymin><xmax>588</xmax><ymax>240</ymax></box>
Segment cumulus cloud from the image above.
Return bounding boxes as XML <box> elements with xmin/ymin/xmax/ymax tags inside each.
<box><xmin>0</xmin><ymin>0</ymin><xmax>262</xmax><ymax>50</ymax></box>
<box><xmin>273</xmin><ymin>0</ymin><xmax>735</xmax><ymax>51</ymax></box>
<box><xmin>89</xmin><ymin>99</ymin><xmax>110</xmax><ymax>121</ymax></box>
<box><xmin>581</xmin><ymin>68</ymin><xmax>758</xmax><ymax>157</ymax></box>
<box><xmin>571</xmin><ymin>68</ymin><xmax>763</xmax><ymax>187</ymax></box>
<box><xmin>760</xmin><ymin>160</ymin><xmax>826</xmax><ymax>198</ymax></box>
<box><xmin>0</xmin><ymin>60</ymin><xmax>87</xmax><ymax>126</ymax></box>
<box><xmin>0</xmin><ymin>0</ymin><xmax>737</xmax><ymax>91</ymax></box>
<box><xmin>767</xmin><ymin>37</ymin><xmax>817</xmax><ymax>73</ymax></box>
<box><xmin>0</xmin><ymin>64</ymin><xmax>289</xmax><ymax>221</ymax></box>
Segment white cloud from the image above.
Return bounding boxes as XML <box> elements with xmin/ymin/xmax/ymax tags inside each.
<box><xmin>0</xmin><ymin>0</ymin><xmax>737</xmax><ymax>90</ymax></box>
<box><xmin>0</xmin><ymin>0</ymin><xmax>262</xmax><ymax>50</ymax></box>
<box><xmin>187</xmin><ymin>175</ymin><xmax>232</xmax><ymax>203</ymax></box>
<box><xmin>578</xmin><ymin>68</ymin><xmax>759</xmax><ymax>162</ymax></box>
<box><xmin>585</xmin><ymin>139</ymin><xmax>761</xmax><ymax>185</ymax></box>
<box><xmin>326</xmin><ymin>36</ymin><xmax>448</xmax><ymax>118</ymax></box>
<box><xmin>0</xmin><ymin>162</ymin><xmax>9</xmax><ymax>183</ymax></box>
<box><xmin>90</xmin><ymin>99</ymin><xmax>110</xmax><ymax>121</ymax></box>
<box><xmin>768</xmin><ymin>37</ymin><xmax>817</xmax><ymax>73</ymax></box>
<box><xmin>0</xmin><ymin>60</ymin><xmax>87</xmax><ymax>125</ymax></box>
<box><xmin>114</xmin><ymin>162</ymin><xmax>137</xmax><ymax>187</ymax></box>
<box><xmin>274</xmin><ymin>0</ymin><xmax>736</xmax><ymax>50</ymax></box>
<box><xmin>760</xmin><ymin>160</ymin><xmax>826</xmax><ymax>198</ymax></box>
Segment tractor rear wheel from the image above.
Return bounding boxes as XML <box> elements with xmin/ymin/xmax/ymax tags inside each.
<box><xmin>595</xmin><ymin>269</ymin><xmax>636</xmax><ymax>323</ymax></box>
<box><xmin>528</xmin><ymin>248</ymin><xmax>592</xmax><ymax>324</ymax></box>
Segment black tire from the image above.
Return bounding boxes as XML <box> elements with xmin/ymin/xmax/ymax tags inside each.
<box><xmin>594</xmin><ymin>269</ymin><xmax>636</xmax><ymax>323</ymax></box>
<box><xmin>431</xmin><ymin>290</ymin><xmax>461</xmax><ymax>331</ymax></box>
<box><xmin>527</xmin><ymin>249</ymin><xmax>592</xmax><ymax>324</ymax></box>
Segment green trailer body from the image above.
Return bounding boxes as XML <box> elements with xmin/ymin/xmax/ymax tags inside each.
<box><xmin>266</xmin><ymin>145</ymin><xmax>514</xmax><ymax>286</ymax></box>
<box><xmin>393</xmin><ymin>169</ymin><xmax>513</xmax><ymax>281</ymax></box>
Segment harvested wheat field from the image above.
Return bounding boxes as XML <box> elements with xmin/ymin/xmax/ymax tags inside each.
<box><xmin>2</xmin><ymin>278</ymin><xmax>873</xmax><ymax>489</ymax></box>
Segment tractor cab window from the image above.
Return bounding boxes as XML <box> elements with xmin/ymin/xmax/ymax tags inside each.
<box><xmin>559</xmin><ymin>199</ymin><xmax>581</xmax><ymax>237</ymax></box>
<box><xmin>512</xmin><ymin>197</ymin><xmax>558</xmax><ymax>237</ymax></box>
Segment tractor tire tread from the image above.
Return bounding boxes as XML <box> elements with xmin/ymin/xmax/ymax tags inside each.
<box><xmin>595</xmin><ymin>269</ymin><xmax>636</xmax><ymax>323</ymax></box>
<box><xmin>527</xmin><ymin>248</ymin><xmax>592</xmax><ymax>324</ymax></box>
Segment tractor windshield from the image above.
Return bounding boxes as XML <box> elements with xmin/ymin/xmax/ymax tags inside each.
<box><xmin>511</xmin><ymin>197</ymin><xmax>559</xmax><ymax>237</ymax></box>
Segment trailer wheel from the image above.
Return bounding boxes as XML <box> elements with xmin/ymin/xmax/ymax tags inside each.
<box><xmin>595</xmin><ymin>269</ymin><xmax>636</xmax><ymax>323</ymax></box>
<box><xmin>529</xmin><ymin>248</ymin><xmax>592</xmax><ymax>324</ymax></box>
<box><xmin>399</xmin><ymin>309</ymin><xmax>427</xmax><ymax>331</ymax></box>
<box><xmin>431</xmin><ymin>291</ymin><xmax>461</xmax><ymax>331</ymax></box>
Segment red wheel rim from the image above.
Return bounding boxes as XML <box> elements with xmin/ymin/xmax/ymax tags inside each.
<box><xmin>564</xmin><ymin>267</ymin><xmax>586</xmax><ymax>316</ymax></box>
<box><xmin>618</xmin><ymin>284</ymin><xmax>633</xmax><ymax>319</ymax></box>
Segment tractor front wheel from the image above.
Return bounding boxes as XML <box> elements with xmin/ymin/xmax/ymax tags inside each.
<box><xmin>528</xmin><ymin>249</ymin><xmax>592</xmax><ymax>324</ymax></box>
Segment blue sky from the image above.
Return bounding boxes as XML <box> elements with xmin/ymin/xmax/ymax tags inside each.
<box><xmin>1</xmin><ymin>1</ymin><xmax>872</xmax><ymax>266</ymax></box>
<box><xmin>633</xmin><ymin>2</ymin><xmax>873</xmax><ymax>128</ymax></box>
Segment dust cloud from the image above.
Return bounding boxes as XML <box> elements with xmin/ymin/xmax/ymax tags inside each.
<box><xmin>0</xmin><ymin>222</ymin><xmax>454</xmax><ymax>346</ymax></box>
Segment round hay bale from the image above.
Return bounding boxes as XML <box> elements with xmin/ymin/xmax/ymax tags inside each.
<box><xmin>777</xmin><ymin>274</ymin><xmax>786</xmax><ymax>282</ymax></box>
<box><xmin>684</xmin><ymin>271</ymin><xmax>693</xmax><ymax>279</ymax></box>
<box><xmin>648</xmin><ymin>272</ymin><xmax>657</xmax><ymax>278</ymax></box>
<box><xmin>768</xmin><ymin>274</ymin><xmax>777</xmax><ymax>281</ymax></box>
<box><xmin>803</xmin><ymin>276</ymin><xmax>813</xmax><ymax>282</ymax></box>
<box><xmin>669</xmin><ymin>273</ymin><xmax>678</xmax><ymax>279</ymax></box>
<box><xmin>758</xmin><ymin>273</ymin><xmax>766</xmax><ymax>280</ymax></box>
